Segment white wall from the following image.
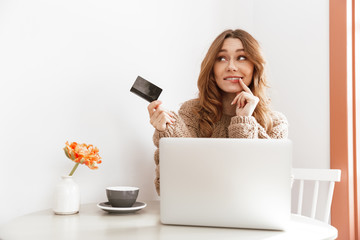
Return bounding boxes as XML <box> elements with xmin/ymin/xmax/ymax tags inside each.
<box><xmin>253</xmin><ymin>0</ymin><xmax>330</xmax><ymax>170</ymax></box>
<box><xmin>0</xmin><ymin>0</ymin><xmax>329</xmax><ymax>224</ymax></box>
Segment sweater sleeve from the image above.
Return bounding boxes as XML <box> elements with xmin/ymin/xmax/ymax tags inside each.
<box><xmin>228</xmin><ymin>111</ymin><xmax>288</xmax><ymax>139</ymax></box>
<box><xmin>264</xmin><ymin>111</ymin><xmax>288</xmax><ymax>139</ymax></box>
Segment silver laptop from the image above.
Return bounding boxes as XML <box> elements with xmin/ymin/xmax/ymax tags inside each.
<box><xmin>159</xmin><ymin>137</ymin><xmax>292</xmax><ymax>230</ymax></box>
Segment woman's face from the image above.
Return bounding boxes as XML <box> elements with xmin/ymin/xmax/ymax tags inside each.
<box><xmin>213</xmin><ymin>38</ymin><xmax>254</xmax><ymax>94</ymax></box>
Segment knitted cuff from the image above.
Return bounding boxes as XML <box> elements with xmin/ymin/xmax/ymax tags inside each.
<box><xmin>230</xmin><ymin>115</ymin><xmax>257</xmax><ymax>125</ymax></box>
<box><xmin>229</xmin><ymin>115</ymin><xmax>258</xmax><ymax>138</ymax></box>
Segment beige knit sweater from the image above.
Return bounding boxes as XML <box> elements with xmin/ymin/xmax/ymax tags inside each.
<box><xmin>152</xmin><ymin>99</ymin><xmax>288</xmax><ymax>195</ymax></box>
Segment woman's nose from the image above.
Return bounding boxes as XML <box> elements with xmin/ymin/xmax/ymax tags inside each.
<box><xmin>227</xmin><ymin>60</ymin><xmax>237</xmax><ymax>71</ymax></box>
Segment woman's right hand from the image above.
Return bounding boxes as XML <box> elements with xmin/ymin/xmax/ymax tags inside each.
<box><xmin>147</xmin><ymin>100</ymin><xmax>176</xmax><ymax>132</ymax></box>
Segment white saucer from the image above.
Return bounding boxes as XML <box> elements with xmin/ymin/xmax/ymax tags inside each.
<box><xmin>97</xmin><ymin>201</ymin><xmax>147</xmax><ymax>213</ymax></box>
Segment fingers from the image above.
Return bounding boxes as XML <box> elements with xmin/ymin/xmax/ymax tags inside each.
<box><xmin>152</xmin><ymin>112</ymin><xmax>173</xmax><ymax>129</ymax></box>
<box><xmin>238</xmin><ymin>79</ymin><xmax>253</xmax><ymax>94</ymax></box>
<box><xmin>231</xmin><ymin>91</ymin><xmax>259</xmax><ymax>109</ymax></box>
<box><xmin>238</xmin><ymin>94</ymin><xmax>247</xmax><ymax>109</ymax></box>
<box><xmin>232</xmin><ymin>81</ymin><xmax>259</xmax><ymax>117</ymax></box>
<box><xmin>231</xmin><ymin>92</ymin><xmax>246</xmax><ymax>107</ymax></box>
<box><xmin>151</xmin><ymin>112</ymin><xmax>175</xmax><ymax>131</ymax></box>
<box><xmin>231</xmin><ymin>92</ymin><xmax>247</xmax><ymax>108</ymax></box>
<box><xmin>148</xmin><ymin>100</ymin><xmax>176</xmax><ymax>131</ymax></box>
<box><xmin>150</xmin><ymin>107</ymin><xmax>174</xmax><ymax>124</ymax></box>
<box><xmin>148</xmin><ymin>100</ymin><xmax>162</xmax><ymax>118</ymax></box>
<box><xmin>231</xmin><ymin>78</ymin><xmax>253</xmax><ymax>106</ymax></box>
<box><xmin>231</xmin><ymin>95</ymin><xmax>238</xmax><ymax>106</ymax></box>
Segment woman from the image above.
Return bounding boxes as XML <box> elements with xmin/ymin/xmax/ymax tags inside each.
<box><xmin>147</xmin><ymin>29</ymin><xmax>288</xmax><ymax>195</ymax></box>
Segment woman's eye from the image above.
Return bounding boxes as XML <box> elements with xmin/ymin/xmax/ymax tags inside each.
<box><xmin>238</xmin><ymin>56</ymin><xmax>246</xmax><ymax>61</ymax></box>
<box><xmin>217</xmin><ymin>56</ymin><xmax>227</xmax><ymax>62</ymax></box>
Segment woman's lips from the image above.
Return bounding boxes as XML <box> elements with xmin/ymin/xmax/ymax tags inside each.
<box><xmin>224</xmin><ymin>77</ymin><xmax>243</xmax><ymax>83</ymax></box>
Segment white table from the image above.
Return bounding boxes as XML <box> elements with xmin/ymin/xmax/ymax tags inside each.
<box><xmin>0</xmin><ymin>201</ymin><xmax>337</xmax><ymax>240</ymax></box>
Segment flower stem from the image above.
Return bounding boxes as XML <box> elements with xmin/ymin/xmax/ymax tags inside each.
<box><xmin>69</xmin><ymin>162</ymin><xmax>80</xmax><ymax>176</ymax></box>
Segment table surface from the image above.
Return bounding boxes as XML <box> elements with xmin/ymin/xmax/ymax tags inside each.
<box><xmin>0</xmin><ymin>201</ymin><xmax>337</xmax><ymax>240</ymax></box>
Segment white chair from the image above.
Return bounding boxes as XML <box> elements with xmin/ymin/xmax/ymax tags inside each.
<box><xmin>291</xmin><ymin>168</ymin><xmax>341</xmax><ymax>223</ymax></box>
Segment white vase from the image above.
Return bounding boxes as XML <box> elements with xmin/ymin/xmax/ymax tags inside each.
<box><xmin>53</xmin><ymin>175</ymin><xmax>80</xmax><ymax>215</ymax></box>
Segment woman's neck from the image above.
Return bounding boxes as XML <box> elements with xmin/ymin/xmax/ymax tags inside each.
<box><xmin>221</xmin><ymin>92</ymin><xmax>237</xmax><ymax>116</ymax></box>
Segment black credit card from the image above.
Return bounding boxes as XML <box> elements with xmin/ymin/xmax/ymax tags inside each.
<box><xmin>130</xmin><ymin>76</ymin><xmax>162</xmax><ymax>102</ymax></box>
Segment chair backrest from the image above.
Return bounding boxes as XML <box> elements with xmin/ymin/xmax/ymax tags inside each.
<box><xmin>291</xmin><ymin>168</ymin><xmax>341</xmax><ymax>223</ymax></box>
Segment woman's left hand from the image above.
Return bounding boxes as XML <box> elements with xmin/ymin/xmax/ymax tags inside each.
<box><xmin>231</xmin><ymin>79</ymin><xmax>259</xmax><ymax>117</ymax></box>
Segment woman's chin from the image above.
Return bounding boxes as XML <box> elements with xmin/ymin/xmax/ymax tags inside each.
<box><xmin>221</xmin><ymin>87</ymin><xmax>242</xmax><ymax>94</ymax></box>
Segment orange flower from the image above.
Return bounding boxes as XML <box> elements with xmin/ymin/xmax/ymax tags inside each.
<box><xmin>64</xmin><ymin>141</ymin><xmax>102</xmax><ymax>176</ymax></box>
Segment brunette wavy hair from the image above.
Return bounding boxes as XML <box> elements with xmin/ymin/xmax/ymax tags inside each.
<box><xmin>194</xmin><ymin>29</ymin><xmax>273</xmax><ymax>137</ymax></box>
